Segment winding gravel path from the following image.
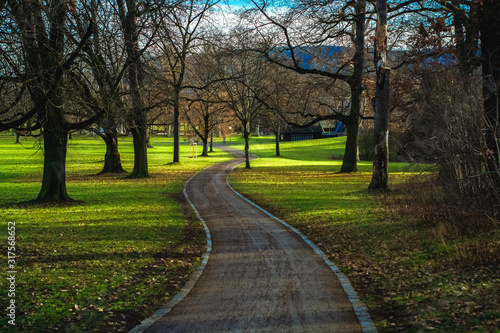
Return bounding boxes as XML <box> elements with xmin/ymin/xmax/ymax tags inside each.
<box><xmin>141</xmin><ymin>145</ymin><xmax>373</xmax><ymax>333</ymax></box>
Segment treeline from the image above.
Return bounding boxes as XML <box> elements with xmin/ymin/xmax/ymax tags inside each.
<box><xmin>0</xmin><ymin>0</ymin><xmax>499</xmax><ymax>211</ymax></box>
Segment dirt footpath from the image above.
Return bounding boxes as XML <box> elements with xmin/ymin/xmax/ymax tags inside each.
<box><xmin>145</xmin><ymin>146</ymin><xmax>370</xmax><ymax>333</ymax></box>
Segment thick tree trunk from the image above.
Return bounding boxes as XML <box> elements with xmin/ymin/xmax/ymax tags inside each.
<box><xmin>100</xmin><ymin>129</ymin><xmax>125</xmax><ymax>174</ymax></box>
<box><xmin>369</xmin><ymin>69</ymin><xmax>390</xmax><ymax>190</ymax></box>
<box><xmin>453</xmin><ymin>0</ymin><xmax>480</xmax><ymax>76</ymax></box>
<box><xmin>128</xmin><ymin>102</ymin><xmax>149</xmax><ymax>178</ymax></box>
<box><xmin>36</xmin><ymin>108</ymin><xmax>71</xmax><ymax>203</ymax></box>
<box><xmin>340</xmin><ymin>0</ymin><xmax>365</xmax><ymax>173</ymax></box>
<box><xmin>341</xmin><ymin>118</ymin><xmax>360</xmax><ymax>172</ymax></box>
<box><xmin>129</xmin><ymin>126</ymin><xmax>149</xmax><ymax>178</ymax></box>
<box><xmin>480</xmin><ymin>0</ymin><xmax>500</xmax><ymax>181</ymax></box>
<box><xmin>146</xmin><ymin>129</ymin><xmax>153</xmax><ymax>148</ymax></box>
<box><xmin>369</xmin><ymin>0</ymin><xmax>390</xmax><ymax>190</ymax></box>
<box><xmin>119</xmin><ymin>0</ymin><xmax>149</xmax><ymax>177</ymax></box>
<box><xmin>202</xmin><ymin>138</ymin><xmax>209</xmax><ymax>156</ymax></box>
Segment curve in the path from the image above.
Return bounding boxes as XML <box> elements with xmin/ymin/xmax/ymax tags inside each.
<box><xmin>131</xmin><ymin>146</ymin><xmax>376</xmax><ymax>333</ymax></box>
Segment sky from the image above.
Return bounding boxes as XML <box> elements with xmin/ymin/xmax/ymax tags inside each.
<box><xmin>225</xmin><ymin>0</ymin><xmax>250</xmax><ymax>8</ymax></box>
<box><xmin>210</xmin><ymin>0</ymin><xmax>253</xmax><ymax>31</ymax></box>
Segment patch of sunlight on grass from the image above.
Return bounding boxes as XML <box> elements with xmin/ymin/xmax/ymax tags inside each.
<box><xmin>0</xmin><ymin>132</ymin><xmax>233</xmax><ymax>332</ymax></box>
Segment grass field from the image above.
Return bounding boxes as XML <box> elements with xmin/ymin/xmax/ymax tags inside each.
<box><xmin>0</xmin><ymin>132</ymin><xmax>233</xmax><ymax>332</ymax></box>
<box><xmin>227</xmin><ymin>136</ymin><xmax>500</xmax><ymax>332</ymax></box>
<box><xmin>1</xmin><ymin>132</ymin><xmax>499</xmax><ymax>332</ymax></box>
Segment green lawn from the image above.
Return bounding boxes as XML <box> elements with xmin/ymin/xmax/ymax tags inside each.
<box><xmin>228</xmin><ymin>136</ymin><xmax>500</xmax><ymax>333</ymax></box>
<box><xmin>1</xmin><ymin>132</ymin><xmax>499</xmax><ymax>332</ymax></box>
<box><xmin>0</xmin><ymin>132</ymin><xmax>233</xmax><ymax>332</ymax></box>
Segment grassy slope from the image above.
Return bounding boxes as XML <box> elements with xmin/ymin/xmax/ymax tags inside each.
<box><xmin>228</xmin><ymin>136</ymin><xmax>500</xmax><ymax>333</ymax></box>
<box><xmin>0</xmin><ymin>133</ymin><xmax>233</xmax><ymax>332</ymax></box>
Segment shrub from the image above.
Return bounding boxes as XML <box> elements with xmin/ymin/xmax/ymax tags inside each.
<box><xmin>401</xmin><ymin>70</ymin><xmax>500</xmax><ymax>223</ymax></box>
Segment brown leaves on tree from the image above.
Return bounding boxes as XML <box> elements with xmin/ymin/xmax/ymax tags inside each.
<box><xmin>67</xmin><ymin>0</ymin><xmax>77</xmax><ymax>13</ymax></box>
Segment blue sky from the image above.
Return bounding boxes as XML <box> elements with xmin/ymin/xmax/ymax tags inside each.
<box><xmin>226</xmin><ymin>0</ymin><xmax>248</xmax><ymax>5</ymax></box>
<box><xmin>224</xmin><ymin>0</ymin><xmax>252</xmax><ymax>9</ymax></box>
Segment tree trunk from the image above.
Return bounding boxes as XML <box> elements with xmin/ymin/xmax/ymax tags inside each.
<box><xmin>129</xmin><ymin>126</ymin><xmax>149</xmax><ymax>178</ymax></box>
<box><xmin>100</xmin><ymin>129</ymin><xmax>125</xmax><ymax>174</ymax></box>
<box><xmin>453</xmin><ymin>0</ymin><xmax>480</xmax><ymax>76</ymax></box>
<box><xmin>369</xmin><ymin>0</ymin><xmax>390</xmax><ymax>190</ymax></box>
<box><xmin>275</xmin><ymin>124</ymin><xmax>281</xmax><ymax>156</ymax></box>
<box><xmin>146</xmin><ymin>128</ymin><xmax>153</xmax><ymax>148</ymax></box>
<box><xmin>128</xmin><ymin>99</ymin><xmax>149</xmax><ymax>178</ymax></box>
<box><xmin>201</xmin><ymin>115</ymin><xmax>210</xmax><ymax>156</ymax></box>
<box><xmin>210</xmin><ymin>133</ymin><xmax>213</xmax><ymax>152</ymax></box>
<box><xmin>244</xmin><ymin>125</ymin><xmax>251</xmax><ymax>169</ymax></box>
<box><xmin>480</xmin><ymin>0</ymin><xmax>500</xmax><ymax>181</ymax></box>
<box><xmin>341</xmin><ymin>118</ymin><xmax>360</xmax><ymax>172</ymax></box>
<box><xmin>202</xmin><ymin>138</ymin><xmax>209</xmax><ymax>156</ymax></box>
<box><xmin>340</xmin><ymin>0</ymin><xmax>365</xmax><ymax>173</ymax></box>
<box><xmin>36</xmin><ymin>108</ymin><xmax>71</xmax><ymax>203</ymax></box>
<box><xmin>369</xmin><ymin>70</ymin><xmax>390</xmax><ymax>190</ymax></box>
<box><xmin>119</xmin><ymin>0</ymin><xmax>149</xmax><ymax>177</ymax></box>
<box><xmin>173</xmin><ymin>92</ymin><xmax>180</xmax><ymax>163</ymax></box>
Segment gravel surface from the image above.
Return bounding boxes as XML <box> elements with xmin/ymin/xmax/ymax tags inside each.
<box><xmin>145</xmin><ymin>146</ymin><xmax>364</xmax><ymax>333</ymax></box>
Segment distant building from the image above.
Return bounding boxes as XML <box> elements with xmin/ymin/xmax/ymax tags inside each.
<box><xmin>281</xmin><ymin>120</ymin><xmax>345</xmax><ymax>141</ymax></box>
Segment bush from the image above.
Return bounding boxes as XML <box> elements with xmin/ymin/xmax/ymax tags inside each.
<box><xmin>403</xmin><ymin>71</ymin><xmax>500</xmax><ymax>216</ymax></box>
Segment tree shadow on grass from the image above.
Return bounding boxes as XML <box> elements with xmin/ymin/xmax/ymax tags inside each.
<box><xmin>21</xmin><ymin>247</ymin><xmax>187</xmax><ymax>266</ymax></box>
<box><xmin>3</xmin><ymin>198</ymin><xmax>85</xmax><ymax>209</ymax></box>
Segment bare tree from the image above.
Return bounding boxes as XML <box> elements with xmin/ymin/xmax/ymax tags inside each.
<box><xmin>406</xmin><ymin>0</ymin><xmax>500</xmax><ymax>181</ymax></box>
<box><xmin>116</xmin><ymin>0</ymin><xmax>166</xmax><ymax>178</ymax></box>
<box><xmin>244</xmin><ymin>0</ymin><xmax>368</xmax><ymax>172</ymax></box>
<box><xmin>0</xmin><ymin>0</ymin><xmax>101</xmax><ymax>203</ymax></box>
<box><xmin>369</xmin><ymin>0</ymin><xmax>391</xmax><ymax>190</ymax></box>
<box><xmin>186</xmin><ymin>97</ymin><xmax>224</xmax><ymax>156</ymax></box>
<box><xmin>262</xmin><ymin>109</ymin><xmax>284</xmax><ymax>157</ymax></box>
<box><xmin>155</xmin><ymin>0</ymin><xmax>220</xmax><ymax>163</ymax></box>
<box><xmin>257</xmin><ymin>65</ymin><xmax>315</xmax><ymax>157</ymax></box>
<box><xmin>217</xmin><ymin>42</ymin><xmax>268</xmax><ymax>168</ymax></box>
<box><xmin>184</xmin><ymin>44</ymin><xmax>235</xmax><ymax>156</ymax></box>
<box><xmin>78</xmin><ymin>0</ymin><xmax>128</xmax><ymax>174</ymax></box>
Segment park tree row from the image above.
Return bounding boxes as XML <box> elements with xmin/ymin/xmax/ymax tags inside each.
<box><xmin>0</xmin><ymin>0</ymin><xmax>226</xmax><ymax>202</ymax></box>
<box><xmin>241</xmin><ymin>0</ymin><xmax>500</xmax><ymax>191</ymax></box>
<box><xmin>1</xmin><ymin>0</ymin><xmax>499</xmax><ymax>206</ymax></box>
